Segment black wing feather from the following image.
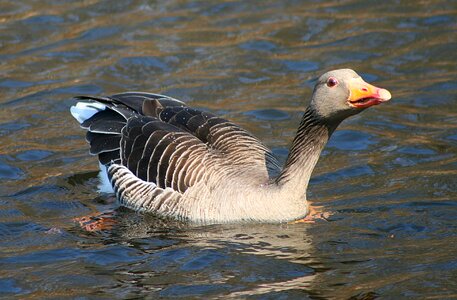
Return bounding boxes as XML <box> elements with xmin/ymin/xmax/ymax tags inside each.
<box><xmin>81</xmin><ymin>109</ymin><xmax>125</xmax><ymax>129</ymax></box>
<box><xmin>99</xmin><ymin>150</ymin><xmax>122</xmax><ymax>165</ymax></box>
<box><xmin>86</xmin><ymin>132</ymin><xmax>120</xmax><ymax>155</ymax></box>
<box><xmin>89</xmin><ymin>120</ymin><xmax>125</xmax><ymax>134</ymax></box>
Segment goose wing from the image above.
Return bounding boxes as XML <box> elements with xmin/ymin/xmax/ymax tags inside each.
<box><xmin>76</xmin><ymin>92</ymin><xmax>280</xmax><ymax>192</ymax></box>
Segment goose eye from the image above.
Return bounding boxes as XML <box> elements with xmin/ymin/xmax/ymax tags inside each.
<box><xmin>327</xmin><ymin>77</ymin><xmax>338</xmax><ymax>87</ymax></box>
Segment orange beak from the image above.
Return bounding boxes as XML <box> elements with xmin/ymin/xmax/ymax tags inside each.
<box><xmin>347</xmin><ymin>77</ymin><xmax>392</xmax><ymax>108</ymax></box>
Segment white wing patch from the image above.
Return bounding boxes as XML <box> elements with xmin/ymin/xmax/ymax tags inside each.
<box><xmin>98</xmin><ymin>162</ymin><xmax>114</xmax><ymax>193</ymax></box>
<box><xmin>70</xmin><ymin>102</ymin><xmax>107</xmax><ymax>123</ymax></box>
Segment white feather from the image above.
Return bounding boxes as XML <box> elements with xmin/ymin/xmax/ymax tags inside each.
<box><xmin>70</xmin><ymin>102</ymin><xmax>107</xmax><ymax>124</ymax></box>
<box><xmin>98</xmin><ymin>162</ymin><xmax>114</xmax><ymax>193</ymax></box>
<box><xmin>71</xmin><ymin>101</ymin><xmax>114</xmax><ymax>193</ymax></box>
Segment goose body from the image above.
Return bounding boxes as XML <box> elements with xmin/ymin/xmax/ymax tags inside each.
<box><xmin>71</xmin><ymin>69</ymin><xmax>391</xmax><ymax>224</ymax></box>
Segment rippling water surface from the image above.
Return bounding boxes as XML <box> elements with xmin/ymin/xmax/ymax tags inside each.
<box><xmin>1</xmin><ymin>1</ymin><xmax>456</xmax><ymax>298</ymax></box>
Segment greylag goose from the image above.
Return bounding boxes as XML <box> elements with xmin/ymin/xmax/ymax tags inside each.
<box><xmin>71</xmin><ymin>69</ymin><xmax>391</xmax><ymax>224</ymax></box>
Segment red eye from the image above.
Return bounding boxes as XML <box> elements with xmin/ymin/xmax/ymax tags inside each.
<box><xmin>327</xmin><ymin>77</ymin><xmax>338</xmax><ymax>87</ymax></box>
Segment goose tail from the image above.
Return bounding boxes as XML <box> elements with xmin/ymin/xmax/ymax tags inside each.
<box><xmin>70</xmin><ymin>101</ymin><xmax>107</xmax><ymax>124</ymax></box>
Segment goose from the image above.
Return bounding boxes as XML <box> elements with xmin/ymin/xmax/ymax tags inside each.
<box><xmin>70</xmin><ymin>69</ymin><xmax>391</xmax><ymax>224</ymax></box>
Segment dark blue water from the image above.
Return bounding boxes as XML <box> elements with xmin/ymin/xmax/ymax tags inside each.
<box><xmin>1</xmin><ymin>1</ymin><xmax>456</xmax><ymax>298</ymax></box>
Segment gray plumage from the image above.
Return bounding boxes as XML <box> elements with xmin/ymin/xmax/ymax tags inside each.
<box><xmin>70</xmin><ymin>69</ymin><xmax>391</xmax><ymax>224</ymax></box>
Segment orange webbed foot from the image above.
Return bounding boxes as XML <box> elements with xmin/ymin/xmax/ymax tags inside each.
<box><xmin>289</xmin><ymin>204</ymin><xmax>332</xmax><ymax>224</ymax></box>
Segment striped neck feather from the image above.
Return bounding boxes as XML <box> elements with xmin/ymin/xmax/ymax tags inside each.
<box><xmin>275</xmin><ymin>107</ymin><xmax>339</xmax><ymax>195</ymax></box>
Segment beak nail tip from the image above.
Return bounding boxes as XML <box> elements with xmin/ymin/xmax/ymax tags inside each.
<box><xmin>380</xmin><ymin>89</ymin><xmax>392</xmax><ymax>101</ymax></box>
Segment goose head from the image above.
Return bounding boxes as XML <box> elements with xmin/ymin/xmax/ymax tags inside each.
<box><xmin>310</xmin><ymin>69</ymin><xmax>391</xmax><ymax>122</ymax></box>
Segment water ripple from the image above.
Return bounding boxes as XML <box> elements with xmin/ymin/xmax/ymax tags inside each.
<box><xmin>0</xmin><ymin>0</ymin><xmax>456</xmax><ymax>298</ymax></box>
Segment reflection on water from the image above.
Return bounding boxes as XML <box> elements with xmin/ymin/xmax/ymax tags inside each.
<box><xmin>112</xmin><ymin>216</ymin><xmax>316</xmax><ymax>298</ymax></box>
<box><xmin>1</xmin><ymin>0</ymin><xmax>456</xmax><ymax>298</ymax></box>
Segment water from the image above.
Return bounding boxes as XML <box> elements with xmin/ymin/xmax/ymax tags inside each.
<box><xmin>1</xmin><ymin>0</ymin><xmax>456</xmax><ymax>298</ymax></box>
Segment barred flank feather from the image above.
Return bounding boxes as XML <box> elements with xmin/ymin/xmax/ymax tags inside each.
<box><xmin>108</xmin><ymin>164</ymin><xmax>184</xmax><ymax>218</ymax></box>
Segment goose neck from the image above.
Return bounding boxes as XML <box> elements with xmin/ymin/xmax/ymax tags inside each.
<box><xmin>275</xmin><ymin>107</ymin><xmax>338</xmax><ymax>196</ymax></box>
